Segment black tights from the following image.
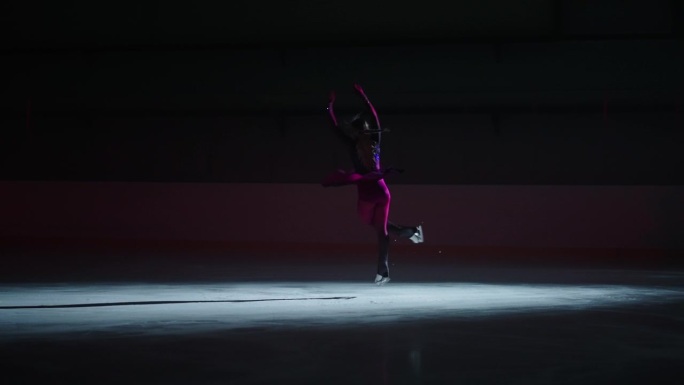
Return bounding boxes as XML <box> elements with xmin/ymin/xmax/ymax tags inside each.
<box><xmin>377</xmin><ymin>222</ymin><xmax>417</xmax><ymax>277</ymax></box>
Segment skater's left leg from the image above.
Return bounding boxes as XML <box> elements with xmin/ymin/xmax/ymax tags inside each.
<box><xmin>373</xmin><ymin>199</ymin><xmax>391</xmax><ymax>279</ymax></box>
<box><xmin>357</xmin><ymin>180</ymin><xmax>392</xmax><ymax>284</ymax></box>
<box><xmin>357</xmin><ymin>198</ymin><xmax>390</xmax><ymax>280</ymax></box>
<box><xmin>376</xmin><ymin>231</ymin><xmax>390</xmax><ymax>278</ymax></box>
<box><xmin>357</xmin><ymin>199</ymin><xmax>376</xmax><ymax>227</ymax></box>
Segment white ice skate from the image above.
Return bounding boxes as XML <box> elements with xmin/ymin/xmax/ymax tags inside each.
<box><xmin>374</xmin><ymin>274</ymin><xmax>390</xmax><ymax>285</ymax></box>
<box><xmin>409</xmin><ymin>225</ymin><xmax>424</xmax><ymax>244</ymax></box>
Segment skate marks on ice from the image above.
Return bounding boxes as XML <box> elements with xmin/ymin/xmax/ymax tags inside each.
<box><xmin>0</xmin><ymin>296</ymin><xmax>356</xmax><ymax>309</ymax></box>
<box><xmin>2</xmin><ymin>281</ymin><xmax>684</xmax><ymax>338</ymax></box>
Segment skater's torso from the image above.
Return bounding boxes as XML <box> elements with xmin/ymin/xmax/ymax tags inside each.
<box><xmin>346</xmin><ymin>131</ymin><xmax>381</xmax><ymax>175</ymax></box>
<box><xmin>351</xmin><ymin>135</ymin><xmax>388</xmax><ymax>202</ymax></box>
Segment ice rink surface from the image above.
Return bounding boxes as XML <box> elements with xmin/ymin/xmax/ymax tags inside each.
<box><xmin>2</xmin><ymin>281</ymin><xmax>683</xmax><ymax>338</ymax></box>
<box><xmin>2</xmin><ymin>255</ymin><xmax>684</xmax><ymax>384</ymax></box>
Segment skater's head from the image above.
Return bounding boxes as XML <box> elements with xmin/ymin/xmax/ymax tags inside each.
<box><xmin>350</xmin><ymin>112</ymin><xmax>379</xmax><ymax>135</ymax></box>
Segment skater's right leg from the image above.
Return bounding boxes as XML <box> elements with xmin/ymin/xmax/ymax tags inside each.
<box><xmin>387</xmin><ymin>222</ymin><xmax>416</xmax><ymax>238</ymax></box>
<box><xmin>388</xmin><ymin>222</ymin><xmax>424</xmax><ymax>243</ymax></box>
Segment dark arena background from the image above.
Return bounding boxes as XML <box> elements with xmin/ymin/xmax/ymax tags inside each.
<box><xmin>2</xmin><ymin>1</ymin><xmax>684</xmax><ymax>384</ymax></box>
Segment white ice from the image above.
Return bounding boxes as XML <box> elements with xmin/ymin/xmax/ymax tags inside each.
<box><xmin>2</xmin><ymin>282</ymin><xmax>683</xmax><ymax>338</ymax></box>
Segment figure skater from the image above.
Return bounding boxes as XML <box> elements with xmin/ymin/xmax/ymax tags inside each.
<box><xmin>323</xmin><ymin>84</ymin><xmax>424</xmax><ymax>285</ymax></box>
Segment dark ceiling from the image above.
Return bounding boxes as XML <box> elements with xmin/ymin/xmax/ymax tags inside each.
<box><xmin>2</xmin><ymin>0</ymin><xmax>681</xmax><ymax>51</ymax></box>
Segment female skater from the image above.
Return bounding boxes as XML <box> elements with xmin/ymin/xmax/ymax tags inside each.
<box><xmin>323</xmin><ymin>84</ymin><xmax>424</xmax><ymax>285</ymax></box>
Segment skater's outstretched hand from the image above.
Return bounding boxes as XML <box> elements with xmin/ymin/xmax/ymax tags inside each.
<box><xmin>352</xmin><ymin>84</ymin><xmax>381</xmax><ymax>135</ymax></box>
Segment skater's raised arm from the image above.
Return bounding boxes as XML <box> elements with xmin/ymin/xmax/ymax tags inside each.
<box><xmin>353</xmin><ymin>84</ymin><xmax>381</xmax><ymax>132</ymax></box>
<box><xmin>327</xmin><ymin>91</ymin><xmax>355</xmax><ymax>142</ymax></box>
<box><xmin>327</xmin><ymin>91</ymin><xmax>339</xmax><ymax>128</ymax></box>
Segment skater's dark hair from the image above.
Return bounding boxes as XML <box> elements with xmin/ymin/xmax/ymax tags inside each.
<box><xmin>350</xmin><ymin>112</ymin><xmax>379</xmax><ymax>134</ymax></box>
